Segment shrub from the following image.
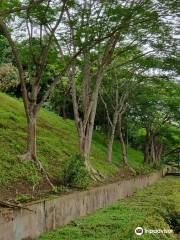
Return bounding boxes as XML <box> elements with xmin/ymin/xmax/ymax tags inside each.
<box><xmin>0</xmin><ymin>63</ymin><xmax>19</xmax><ymax>92</ymax></box>
<box><xmin>61</xmin><ymin>154</ymin><xmax>91</xmax><ymax>189</ymax></box>
<box><xmin>16</xmin><ymin>194</ymin><xmax>32</xmax><ymax>203</ymax></box>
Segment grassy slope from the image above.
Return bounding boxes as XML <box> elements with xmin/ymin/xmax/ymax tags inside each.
<box><xmin>0</xmin><ymin>92</ymin><xmax>151</xmax><ymax>188</ymax></box>
<box><xmin>39</xmin><ymin>176</ymin><xmax>180</xmax><ymax>240</ymax></box>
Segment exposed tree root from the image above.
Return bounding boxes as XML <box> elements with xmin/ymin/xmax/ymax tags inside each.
<box><xmin>19</xmin><ymin>152</ymin><xmax>33</xmax><ymax>161</ymax></box>
<box><xmin>0</xmin><ymin>200</ymin><xmax>35</xmax><ymax>212</ymax></box>
<box><xmin>124</xmin><ymin>162</ymin><xmax>136</xmax><ymax>175</ymax></box>
<box><xmin>34</xmin><ymin>159</ymin><xmax>54</xmax><ymax>188</ymax></box>
<box><xmin>19</xmin><ymin>152</ymin><xmax>54</xmax><ymax>189</ymax></box>
<box><xmin>85</xmin><ymin>160</ymin><xmax>105</xmax><ymax>182</ymax></box>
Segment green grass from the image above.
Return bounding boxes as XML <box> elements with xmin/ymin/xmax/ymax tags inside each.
<box><xmin>0</xmin><ymin>92</ymin><xmax>151</xmax><ymax>187</ymax></box>
<box><xmin>39</xmin><ymin>176</ymin><xmax>180</xmax><ymax>240</ymax></box>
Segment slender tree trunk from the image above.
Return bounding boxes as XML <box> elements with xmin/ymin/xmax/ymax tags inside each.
<box><xmin>153</xmin><ymin>140</ymin><xmax>163</xmax><ymax>163</ymax></box>
<box><xmin>27</xmin><ymin>115</ymin><xmax>37</xmax><ymax>160</ymax></box>
<box><xmin>78</xmin><ymin>122</ymin><xmax>103</xmax><ymax>181</ymax></box>
<box><xmin>150</xmin><ymin>137</ymin><xmax>156</xmax><ymax>163</ymax></box>
<box><xmin>144</xmin><ymin>143</ymin><xmax>149</xmax><ymax>163</ymax></box>
<box><xmin>107</xmin><ymin>135</ymin><xmax>114</xmax><ymax>163</ymax></box>
<box><xmin>118</xmin><ymin>114</ymin><xmax>128</xmax><ymax>165</ymax></box>
<box><xmin>144</xmin><ymin>130</ymin><xmax>151</xmax><ymax>164</ymax></box>
<box><xmin>118</xmin><ymin>113</ymin><xmax>136</xmax><ymax>174</ymax></box>
<box><xmin>62</xmin><ymin>97</ymin><xmax>67</xmax><ymax>118</ymax></box>
<box><xmin>21</xmin><ymin>106</ymin><xmax>37</xmax><ymax>161</ymax></box>
<box><xmin>107</xmin><ymin>111</ymin><xmax>119</xmax><ymax>162</ymax></box>
<box><xmin>20</xmin><ymin>105</ymin><xmax>54</xmax><ymax>187</ymax></box>
<box><xmin>144</xmin><ymin>129</ymin><xmax>157</xmax><ymax>164</ymax></box>
<box><xmin>79</xmin><ymin>120</ymin><xmax>95</xmax><ymax>160</ymax></box>
<box><xmin>156</xmin><ymin>143</ymin><xmax>163</xmax><ymax>162</ymax></box>
<box><xmin>79</xmin><ymin>124</ymin><xmax>90</xmax><ymax>158</ymax></box>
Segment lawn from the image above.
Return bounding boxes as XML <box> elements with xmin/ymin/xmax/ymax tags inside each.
<box><xmin>39</xmin><ymin>176</ymin><xmax>180</xmax><ymax>240</ymax></box>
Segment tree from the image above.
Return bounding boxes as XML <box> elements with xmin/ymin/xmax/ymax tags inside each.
<box><xmin>100</xmin><ymin>68</ymin><xmax>129</xmax><ymax>163</ymax></box>
<box><xmin>52</xmin><ymin>0</ymin><xmax>177</xmax><ymax>178</ymax></box>
<box><xmin>0</xmin><ymin>1</ymin><xmax>74</xmax><ymax>186</ymax></box>
<box><xmin>100</xmin><ymin>58</ymin><xmax>145</xmax><ymax>165</ymax></box>
<box><xmin>130</xmin><ymin>78</ymin><xmax>180</xmax><ymax>164</ymax></box>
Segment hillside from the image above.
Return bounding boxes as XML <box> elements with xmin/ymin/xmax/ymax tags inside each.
<box><xmin>0</xmin><ymin>92</ymin><xmax>151</xmax><ymax>201</ymax></box>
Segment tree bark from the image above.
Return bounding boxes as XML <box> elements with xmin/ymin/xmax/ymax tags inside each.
<box><xmin>118</xmin><ymin>114</ymin><xmax>128</xmax><ymax>165</ymax></box>
<box><xmin>144</xmin><ymin>130</ymin><xmax>152</xmax><ymax>164</ymax></box>
<box><xmin>150</xmin><ymin>136</ymin><xmax>156</xmax><ymax>163</ymax></box>
<box><xmin>144</xmin><ymin>129</ymin><xmax>160</xmax><ymax>164</ymax></box>
<box><xmin>62</xmin><ymin>96</ymin><xmax>67</xmax><ymax>118</ymax></box>
<box><xmin>157</xmin><ymin>143</ymin><xmax>163</xmax><ymax>162</ymax></box>
<box><xmin>79</xmin><ymin>124</ymin><xmax>90</xmax><ymax>157</ymax></box>
<box><xmin>20</xmin><ymin>103</ymin><xmax>37</xmax><ymax>161</ymax></box>
<box><xmin>27</xmin><ymin>115</ymin><xmax>37</xmax><ymax>159</ymax></box>
<box><xmin>107</xmin><ymin>111</ymin><xmax>119</xmax><ymax>162</ymax></box>
<box><xmin>118</xmin><ymin>113</ymin><xmax>136</xmax><ymax>174</ymax></box>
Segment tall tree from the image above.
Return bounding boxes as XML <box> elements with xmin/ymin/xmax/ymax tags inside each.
<box><xmin>0</xmin><ymin>0</ymin><xmax>73</xmax><ymax>185</ymax></box>
<box><xmin>52</xmin><ymin>0</ymin><xmax>176</xmax><ymax>177</ymax></box>
<box><xmin>100</xmin><ymin>58</ymin><xmax>145</xmax><ymax>164</ymax></box>
<box><xmin>130</xmin><ymin>78</ymin><xmax>179</xmax><ymax>164</ymax></box>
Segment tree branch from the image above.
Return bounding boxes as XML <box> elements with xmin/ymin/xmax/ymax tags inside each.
<box><xmin>0</xmin><ymin>17</ymin><xmax>30</xmax><ymax>117</ymax></box>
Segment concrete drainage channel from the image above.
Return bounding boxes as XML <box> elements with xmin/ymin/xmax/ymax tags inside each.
<box><xmin>0</xmin><ymin>168</ymin><xmax>169</xmax><ymax>240</ymax></box>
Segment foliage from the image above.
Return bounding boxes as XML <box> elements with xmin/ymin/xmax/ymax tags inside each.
<box><xmin>0</xmin><ymin>35</ymin><xmax>13</xmax><ymax>64</ymax></box>
<box><xmin>48</xmin><ymin>78</ymin><xmax>73</xmax><ymax>119</ymax></box>
<box><xmin>129</xmin><ymin>78</ymin><xmax>180</xmax><ymax>153</ymax></box>
<box><xmin>61</xmin><ymin>154</ymin><xmax>91</xmax><ymax>189</ymax></box>
<box><xmin>15</xmin><ymin>194</ymin><xmax>32</xmax><ymax>203</ymax></box>
<box><xmin>0</xmin><ymin>63</ymin><xmax>19</xmax><ymax>92</ymax></box>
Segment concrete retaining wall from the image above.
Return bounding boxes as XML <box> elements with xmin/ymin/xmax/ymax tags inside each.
<box><xmin>0</xmin><ymin>168</ymin><xmax>168</xmax><ymax>240</ymax></box>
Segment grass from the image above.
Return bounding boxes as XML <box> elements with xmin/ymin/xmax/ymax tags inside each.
<box><xmin>0</xmin><ymin>92</ymin><xmax>151</xmax><ymax>189</ymax></box>
<box><xmin>39</xmin><ymin>176</ymin><xmax>180</xmax><ymax>240</ymax></box>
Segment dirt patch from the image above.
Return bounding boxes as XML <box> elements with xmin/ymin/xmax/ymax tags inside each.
<box><xmin>0</xmin><ymin>166</ymin><xmax>150</xmax><ymax>204</ymax></box>
<box><xmin>104</xmin><ymin>166</ymin><xmax>136</xmax><ymax>183</ymax></box>
<box><xmin>0</xmin><ymin>179</ymin><xmax>52</xmax><ymax>203</ymax></box>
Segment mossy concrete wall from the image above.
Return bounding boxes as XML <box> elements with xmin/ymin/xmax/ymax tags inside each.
<box><xmin>0</xmin><ymin>168</ymin><xmax>168</xmax><ymax>240</ymax></box>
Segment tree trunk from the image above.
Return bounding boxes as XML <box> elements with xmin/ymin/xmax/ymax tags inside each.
<box><xmin>79</xmin><ymin>124</ymin><xmax>90</xmax><ymax>158</ymax></box>
<box><xmin>150</xmin><ymin>137</ymin><xmax>156</xmax><ymax>164</ymax></box>
<box><xmin>20</xmin><ymin>110</ymin><xmax>37</xmax><ymax>161</ymax></box>
<box><xmin>78</xmin><ymin>121</ymin><xmax>104</xmax><ymax>181</ymax></box>
<box><xmin>118</xmin><ymin>114</ymin><xmax>136</xmax><ymax>174</ymax></box>
<box><xmin>118</xmin><ymin>115</ymin><xmax>128</xmax><ymax>165</ymax></box>
<box><xmin>154</xmin><ymin>141</ymin><xmax>163</xmax><ymax>163</ymax></box>
<box><xmin>107</xmin><ymin>111</ymin><xmax>119</xmax><ymax>162</ymax></box>
<box><xmin>62</xmin><ymin>96</ymin><xmax>67</xmax><ymax>118</ymax></box>
<box><xmin>144</xmin><ymin>144</ymin><xmax>149</xmax><ymax>163</ymax></box>
<box><xmin>27</xmin><ymin>116</ymin><xmax>37</xmax><ymax>160</ymax></box>
<box><xmin>144</xmin><ymin>129</ymin><xmax>157</xmax><ymax>164</ymax></box>
<box><xmin>157</xmin><ymin>143</ymin><xmax>163</xmax><ymax>162</ymax></box>
<box><xmin>144</xmin><ymin>130</ymin><xmax>151</xmax><ymax>164</ymax></box>
<box><xmin>107</xmin><ymin>135</ymin><xmax>114</xmax><ymax>163</ymax></box>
